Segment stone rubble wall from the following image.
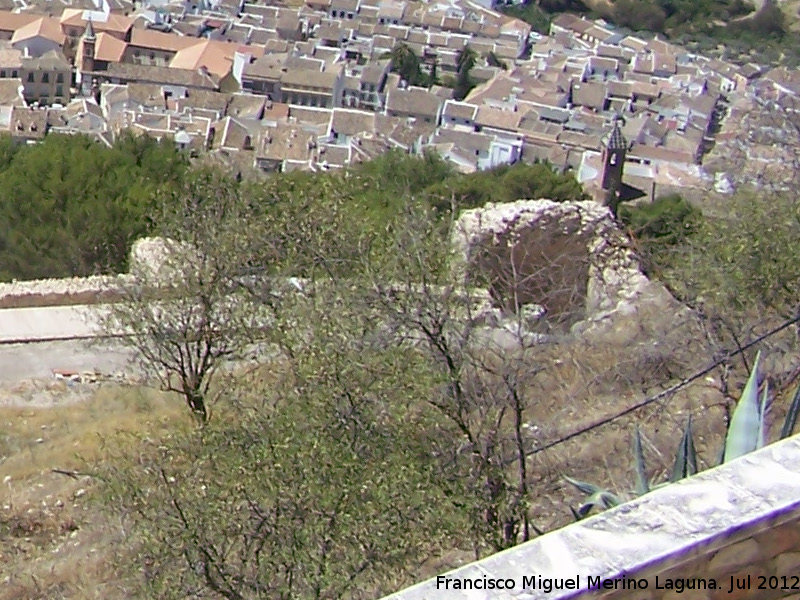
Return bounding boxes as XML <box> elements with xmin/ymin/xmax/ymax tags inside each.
<box><xmin>451</xmin><ymin>199</ymin><xmax>688</xmax><ymax>339</ymax></box>
<box><xmin>0</xmin><ymin>274</ymin><xmax>132</xmax><ymax>309</ymax></box>
<box><xmin>0</xmin><ymin>238</ymin><xmax>173</xmax><ymax>309</ymax></box>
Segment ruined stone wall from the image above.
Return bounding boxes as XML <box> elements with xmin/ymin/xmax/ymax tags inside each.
<box><xmin>0</xmin><ymin>275</ymin><xmax>130</xmax><ymax>308</ymax></box>
<box><xmin>0</xmin><ymin>238</ymin><xmax>172</xmax><ymax>309</ymax></box>
<box><xmin>382</xmin><ymin>436</ymin><xmax>800</xmax><ymax>600</ymax></box>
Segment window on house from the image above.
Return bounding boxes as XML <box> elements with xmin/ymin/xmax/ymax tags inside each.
<box><xmin>150</xmin><ymin>53</ymin><xmax>155</xmax><ymax>60</ymax></box>
<box><xmin>610</xmin><ymin>153</ymin><xmax>617</xmax><ymax>166</ymax></box>
<box><xmin>11</xmin><ymin>70</ymin><xmax>17</xmax><ymax>78</ymax></box>
<box><xmin>27</xmin><ymin>72</ymin><xmax>34</xmax><ymax>82</ymax></box>
<box><xmin>56</xmin><ymin>85</ymin><xmax>63</xmax><ymax>97</ymax></box>
<box><xmin>41</xmin><ymin>73</ymin><xmax>49</xmax><ymax>83</ymax></box>
<box><xmin>56</xmin><ymin>73</ymin><xmax>64</xmax><ymax>83</ymax></box>
<box><xmin>0</xmin><ymin>71</ymin><xmax>5</xmax><ymax>78</ymax></box>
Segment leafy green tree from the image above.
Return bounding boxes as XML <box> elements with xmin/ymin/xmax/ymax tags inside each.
<box><xmin>619</xmin><ymin>194</ymin><xmax>701</xmax><ymax>256</ymax></box>
<box><xmin>101</xmin><ymin>350</ymin><xmax>464</xmax><ymax>598</ymax></box>
<box><xmin>454</xmin><ymin>46</ymin><xmax>478</xmax><ymax>101</ymax></box>
<box><xmin>423</xmin><ymin>162</ymin><xmax>587</xmax><ymax>215</ymax></box>
<box><xmin>389</xmin><ymin>43</ymin><xmax>429</xmax><ymax>87</ymax></box>
<box><xmin>613</xmin><ymin>0</ymin><xmax>667</xmax><ymax>32</ymax></box>
<box><xmin>105</xmin><ymin>168</ymin><xmax>267</xmax><ymax>424</ymax></box>
<box><xmin>648</xmin><ymin>192</ymin><xmax>800</xmax><ymax>320</ymax></box>
<box><xmin>0</xmin><ymin>133</ymin><xmax>186</xmax><ymax>281</ymax></box>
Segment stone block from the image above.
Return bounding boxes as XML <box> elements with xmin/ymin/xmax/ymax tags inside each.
<box><xmin>776</xmin><ymin>552</ymin><xmax>800</xmax><ymax>578</ymax></box>
<box><xmin>755</xmin><ymin>522</ymin><xmax>800</xmax><ymax>558</ymax></box>
<box><xmin>663</xmin><ymin>589</ymin><xmax>711</xmax><ymax>600</ymax></box>
<box><xmin>710</xmin><ymin>566</ymin><xmax>766</xmax><ymax>600</ymax></box>
<box><xmin>708</xmin><ymin>539</ymin><xmax>761</xmax><ymax>574</ymax></box>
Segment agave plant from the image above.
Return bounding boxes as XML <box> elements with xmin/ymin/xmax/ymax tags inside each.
<box><xmin>566</xmin><ymin>350</ymin><xmax>800</xmax><ymax>520</ymax></box>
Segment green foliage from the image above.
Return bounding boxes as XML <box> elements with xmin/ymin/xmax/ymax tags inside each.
<box><xmin>0</xmin><ymin>132</ymin><xmax>186</xmax><ymax>281</ymax></box>
<box><xmin>100</xmin><ymin>244</ymin><xmax>474</xmax><ymax>597</ymax></box>
<box><xmin>566</xmin><ymin>418</ymin><xmax>697</xmax><ymax>520</ymax></box>
<box><xmin>101</xmin><ymin>354</ymin><xmax>464</xmax><ymax>598</ymax></box>
<box><xmin>389</xmin><ymin>43</ymin><xmax>432</xmax><ymax>87</ymax></box>
<box><xmin>567</xmin><ymin>355</ymin><xmax>800</xmax><ymax>519</ymax></box>
<box><xmin>423</xmin><ymin>162</ymin><xmax>587</xmax><ymax>215</ymax></box>
<box><xmin>454</xmin><ymin>46</ymin><xmax>478</xmax><ymax>101</ymax></box>
<box><xmin>613</xmin><ymin>0</ymin><xmax>667</xmax><ymax>32</ymax></box>
<box><xmin>523</xmin><ymin>0</ymin><xmax>792</xmax><ymax>65</ymax></box>
<box><xmin>781</xmin><ymin>385</ymin><xmax>800</xmax><ymax>440</ymax></box>
<box><xmin>564</xmin><ymin>476</ymin><xmax>622</xmax><ymax>519</ymax></box>
<box><xmin>649</xmin><ymin>192</ymin><xmax>800</xmax><ymax>319</ymax></box>
<box><xmin>499</xmin><ymin>2</ymin><xmax>552</xmax><ymax>34</ymax></box>
<box><xmin>721</xmin><ymin>352</ymin><xmax>800</xmax><ymax>463</ymax></box>
<box><xmin>670</xmin><ymin>416</ymin><xmax>698</xmax><ymax>481</ymax></box>
<box><xmin>723</xmin><ymin>351</ymin><xmax>765</xmax><ymax>462</ymax></box>
<box><xmin>620</xmin><ymin>194</ymin><xmax>700</xmax><ymax>247</ymax></box>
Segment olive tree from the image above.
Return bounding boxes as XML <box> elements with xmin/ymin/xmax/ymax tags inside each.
<box><xmin>104</xmin><ymin>169</ymin><xmax>269</xmax><ymax>423</ymax></box>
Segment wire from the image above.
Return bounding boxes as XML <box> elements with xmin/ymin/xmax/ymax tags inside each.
<box><xmin>526</xmin><ymin>313</ymin><xmax>800</xmax><ymax>457</ymax></box>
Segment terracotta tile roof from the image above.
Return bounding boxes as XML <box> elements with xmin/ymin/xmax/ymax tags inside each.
<box><xmin>442</xmin><ymin>99</ymin><xmax>477</xmax><ymax>121</ymax></box>
<box><xmin>129</xmin><ymin>28</ymin><xmax>202</xmax><ymax>53</ymax></box>
<box><xmin>0</xmin><ymin>44</ymin><xmax>22</xmax><ymax>68</ymax></box>
<box><xmin>103</xmin><ymin>62</ymin><xmax>220</xmax><ymax>89</ymax></box>
<box><xmin>12</xmin><ymin>16</ymin><xmax>65</xmax><ymax>45</ymax></box>
<box><xmin>60</xmin><ymin>9</ymin><xmax>133</xmax><ymax>35</ymax></box>
<box><xmin>0</xmin><ymin>11</ymin><xmax>39</xmax><ymax>34</ymax></box>
<box><xmin>227</xmin><ymin>93</ymin><xmax>265</xmax><ymax>119</ymax></box>
<box><xmin>169</xmin><ymin>39</ymin><xmax>249</xmax><ymax>79</ymax></box>
<box><xmin>281</xmin><ymin>67</ymin><xmax>339</xmax><ymax>91</ymax></box>
<box><xmin>93</xmin><ymin>31</ymin><xmax>126</xmax><ymax>62</ymax></box>
<box><xmin>23</xmin><ymin>48</ymin><xmax>70</xmax><ymax>70</ymax></box>
<box><xmin>385</xmin><ymin>86</ymin><xmax>442</xmax><ymax>119</ymax></box>
<box><xmin>474</xmin><ymin>105</ymin><xmax>521</xmax><ymax>131</ymax></box>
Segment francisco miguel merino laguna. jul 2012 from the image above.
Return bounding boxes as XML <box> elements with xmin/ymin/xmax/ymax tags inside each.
<box><xmin>435</xmin><ymin>573</ymin><xmax>727</xmax><ymax>593</ymax></box>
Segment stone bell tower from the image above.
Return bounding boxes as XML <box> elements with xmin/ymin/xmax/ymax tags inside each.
<box><xmin>77</xmin><ymin>19</ymin><xmax>96</xmax><ymax>91</ymax></box>
<box><xmin>600</xmin><ymin>116</ymin><xmax>627</xmax><ymax>215</ymax></box>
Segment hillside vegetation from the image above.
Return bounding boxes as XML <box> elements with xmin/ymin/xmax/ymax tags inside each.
<box><xmin>503</xmin><ymin>0</ymin><xmax>799</xmax><ymax>65</ymax></box>
<box><xmin>2</xmin><ymin>144</ymin><xmax>800</xmax><ymax>599</ymax></box>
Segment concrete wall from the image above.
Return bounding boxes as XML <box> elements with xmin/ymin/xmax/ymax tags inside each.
<box><xmin>383</xmin><ymin>435</ymin><xmax>800</xmax><ymax>600</ymax></box>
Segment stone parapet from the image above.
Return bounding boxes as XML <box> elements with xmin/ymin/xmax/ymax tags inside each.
<box><xmin>383</xmin><ymin>435</ymin><xmax>800</xmax><ymax>600</ymax></box>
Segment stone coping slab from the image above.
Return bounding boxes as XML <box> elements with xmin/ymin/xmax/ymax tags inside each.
<box><xmin>383</xmin><ymin>435</ymin><xmax>800</xmax><ymax>600</ymax></box>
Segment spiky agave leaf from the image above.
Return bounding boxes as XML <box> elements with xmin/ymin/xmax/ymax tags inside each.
<box><xmin>780</xmin><ymin>384</ymin><xmax>800</xmax><ymax>439</ymax></box>
<box><xmin>670</xmin><ymin>416</ymin><xmax>698</xmax><ymax>482</ymax></box>
<box><xmin>758</xmin><ymin>379</ymin><xmax>769</xmax><ymax>449</ymax></box>
<box><xmin>633</xmin><ymin>427</ymin><xmax>649</xmax><ymax>496</ymax></box>
<box><xmin>563</xmin><ymin>475</ymin><xmax>605</xmax><ymax>497</ymax></box>
<box><xmin>723</xmin><ymin>351</ymin><xmax>764</xmax><ymax>463</ymax></box>
<box><xmin>575</xmin><ymin>491</ymin><xmax>622</xmax><ymax>519</ymax></box>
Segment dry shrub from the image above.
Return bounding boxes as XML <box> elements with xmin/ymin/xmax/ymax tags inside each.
<box><xmin>473</xmin><ymin>213</ymin><xmax>591</xmax><ymax>326</ymax></box>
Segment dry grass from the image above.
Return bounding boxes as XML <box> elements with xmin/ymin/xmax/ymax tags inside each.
<box><xmin>0</xmin><ymin>320</ymin><xmax>789</xmax><ymax>597</ymax></box>
<box><xmin>0</xmin><ymin>385</ymin><xmax>188</xmax><ymax>600</ymax></box>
